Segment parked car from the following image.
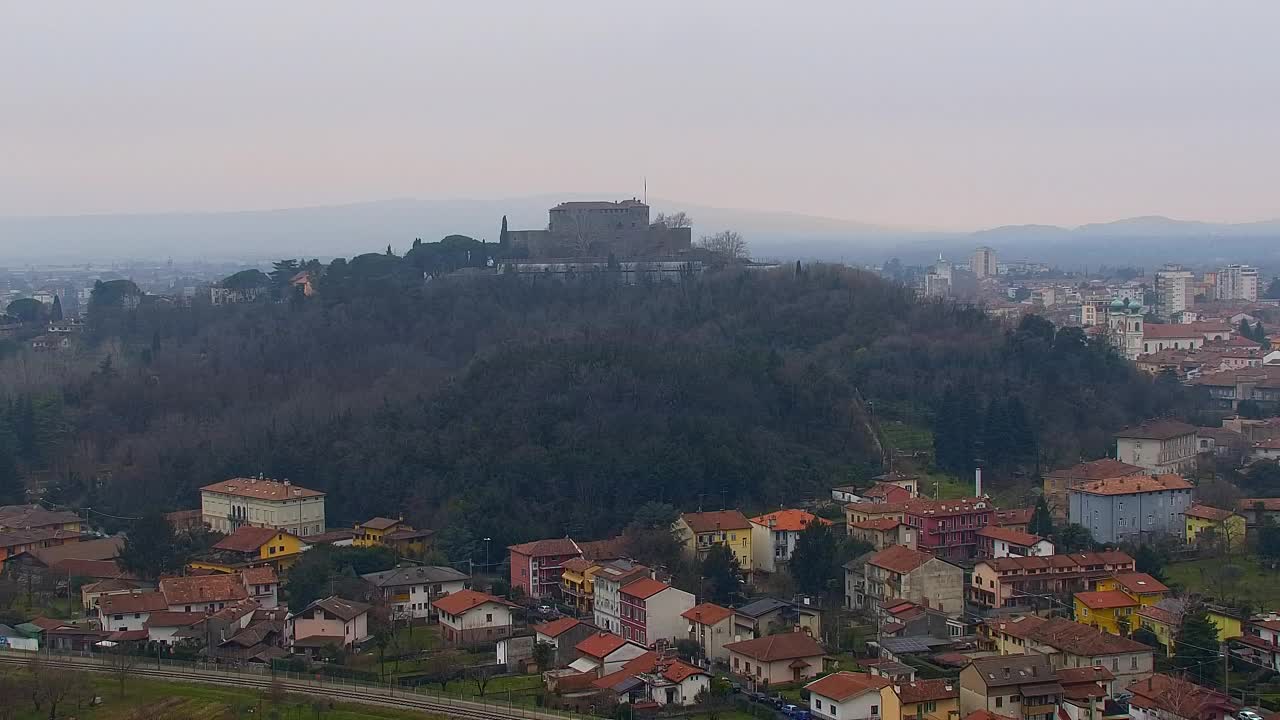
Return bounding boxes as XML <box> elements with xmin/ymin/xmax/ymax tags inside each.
<box><xmin>1238</xmin><ymin>709</ymin><xmax>1263</xmax><ymax>720</ymax></box>
<box><xmin>781</xmin><ymin>704</ymin><xmax>800</xmax><ymax>715</ymax></box>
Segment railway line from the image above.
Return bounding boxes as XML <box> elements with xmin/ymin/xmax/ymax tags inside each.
<box><xmin>0</xmin><ymin>651</ymin><xmax>590</xmax><ymax>720</ymax></box>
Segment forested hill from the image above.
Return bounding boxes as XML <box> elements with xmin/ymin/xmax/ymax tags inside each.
<box><xmin>0</xmin><ymin>261</ymin><xmax>1190</xmax><ymax>548</ymax></box>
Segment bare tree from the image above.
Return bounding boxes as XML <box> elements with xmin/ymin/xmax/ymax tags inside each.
<box><xmin>470</xmin><ymin>664</ymin><xmax>495</xmax><ymax>695</ymax></box>
<box><xmin>653</xmin><ymin>211</ymin><xmax>692</xmax><ymax>229</ymax></box>
<box><xmin>697</xmin><ymin>230</ymin><xmax>749</xmax><ymax>260</ymax></box>
<box><xmin>0</xmin><ymin>673</ymin><xmax>20</xmax><ymax>720</ymax></box>
<box><xmin>29</xmin><ymin>664</ymin><xmax>78</xmax><ymax>720</ymax></box>
<box><xmin>108</xmin><ymin>648</ymin><xmax>139</xmax><ymax>698</ymax></box>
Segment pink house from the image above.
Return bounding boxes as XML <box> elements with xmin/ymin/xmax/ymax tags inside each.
<box><xmin>618</xmin><ymin>578</ymin><xmax>695</xmax><ymax>647</ymax></box>
<box><xmin>508</xmin><ymin>537</ymin><xmax>582</xmax><ymax>599</ymax></box>
<box><xmin>904</xmin><ymin>497</ymin><xmax>994</xmax><ymax>561</ymax></box>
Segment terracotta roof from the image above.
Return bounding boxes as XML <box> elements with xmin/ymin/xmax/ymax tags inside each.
<box><xmin>903</xmin><ymin>497</ymin><xmax>993</xmax><ymax>517</ymax></box>
<box><xmin>360</xmin><ymin>565</ymin><xmax>469</xmax><ymax>587</ymax></box>
<box><xmin>1115</xmin><ymin>420</ymin><xmax>1198</xmax><ymax>440</ymax></box>
<box><xmin>27</xmin><ymin>536</ymin><xmax>123</xmax><ymax>565</ymax></box>
<box><xmin>507</xmin><ymin>537</ymin><xmax>581</xmax><ymax>557</ymax></box>
<box><xmin>682</xmin><ymin>602</ymin><xmax>733</xmax><ymax>626</ymax></box>
<box><xmin>575</xmin><ymin>631</ymin><xmax>630</xmax><ymax>659</ymax></box>
<box><xmin>849</xmin><ymin>518</ymin><xmax>904</xmax><ymax>531</ymax></box>
<box><xmin>680</xmin><ymin>510</ymin><xmax>751</xmax><ymax>533</ymax></box>
<box><xmin>844</xmin><ymin>501</ymin><xmax>908</xmax><ymax>514</ymax></box>
<box><xmin>1241</xmin><ymin>498</ymin><xmax>1280</xmax><ymax>512</ymax></box>
<box><xmin>661</xmin><ymin>660</ymin><xmax>708</xmax><ymax>683</ymax></box>
<box><xmin>200</xmin><ymin>478</ymin><xmax>324</xmax><ymax>501</ymax></box>
<box><xmin>1108</xmin><ymin>572</ymin><xmax>1169</xmax><ymax>595</ymax></box>
<box><xmin>620</xmin><ymin>577</ymin><xmax>670</xmax><ymax>599</ymax></box>
<box><xmin>1075</xmin><ymin>590</ymin><xmax>1138</xmax><ymax>609</ymax></box>
<box><xmin>431</xmin><ymin>590</ymin><xmax>514</xmax><ymax>616</ymax></box>
<box><xmin>1143</xmin><ymin>324</ymin><xmax>1206</xmax><ymax>339</ymax></box>
<box><xmin>867</xmin><ymin>545</ymin><xmax>936</xmax><ymax>574</ymax></box>
<box><xmin>977</xmin><ymin>526</ymin><xmax>1045</xmax><ymax>547</ymax></box>
<box><xmin>863</xmin><ymin>483</ymin><xmax>912</xmax><ymax>500</ymax></box>
<box><xmin>293</xmin><ymin>633</ymin><xmax>347</xmax><ymax>648</ymax></box>
<box><xmin>749</xmin><ymin>509</ymin><xmax>832</xmax><ymax>532</ymax></box>
<box><xmin>1045</xmin><ymin>459</ymin><xmax>1146</xmax><ymax>480</ymax></box>
<box><xmin>964</xmin><ymin>710</ymin><xmax>1015</xmax><ymax>720</ymax></box>
<box><xmin>532</xmin><ymin>618</ymin><xmax>581</xmax><ymax>638</ymax></box>
<box><xmin>592</xmin><ymin>651</ymin><xmax>657</xmax><ymax>689</ymax></box>
<box><xmin>301</xmin><ymin>529</ymin><xmax>357</xmax><ymax>544</ymax></box>
<box><xmin>1137</xmin><ymin>604</ymin><xmax>1181</xmax><ymax>625</ymax></box>
<box><xmin>986</xmin><ymin>615</ymin><xmax>1048</xmax><ymax>640</ymax></box>
<box><xmin>144</xmin><ymin>611</ymin><xmax>206</xmax><ymax>628</ymax></box>
<box><xmin>1029</xmin><ymin>617</ymin><xmax>1150</xmax><ymax>655</ymax></box>
<box><xmin>724</xmin><ymin>631</ymin><xmax>824</xmax><ymax>662</ymax></box>
<box><xmin>1055</xmin><ymin>666</ymin><xmax>1115</xmax><ymax>684</ymax></box>
<box><xmin>561</xmin><ymin>557</ymin><xmax>596</xmax><ymax>574</ymax></box>
<box><xmin>54</xmin><ymin>559</ymin><xmax>131</xmax><ymax>579</ymax></box>
<box><xmin>1126</xmin><ymin>674</ymin><xmax>1232</xmax><ymax>718</ymax></box>
<box><xmin>0</xmin><ymin>527</ymin><xmax>82</xmax><ymax>549</ymax></box>
<box><xmin>1185</xmin><ymin>503</ymin><xmax>1239</xmax><ymax>522</ymax></box>
<box><xmin>159</xmin><ymin>574</ymin><xmax>249</xmax><ymax>605</ymax></box>
<box><xmin>897</xmin><ymin>678</ymin><xmax>958</xmax><ymax>704</ymax></box>
<box><xmin>0</xmin><ymin>504</ymin><xmax>83</xmax><ymax>529</ymax></box>
<box><xmin>383</xmin><ymin>527</ymin><xmax>434</xmax><ymax>541</ymax></box>
<box><xmin>108</xmin><ymin>629</ymin><xmax>149</xmax><ymax>642</ymax></box>
<box><xmin>359</xmin><ymin>517</ymin><xmax>401</xmax><ymax>530</ymax></box>
<box><xmin>306</xmin><ymin>596</ymin><xmax>370</xmax><ymax>622</ymax></box>
<box><xmin>805</xmin><ymin>671</ymin><xmax>890</xmax><ymax>702</ymax></box>
<box><xmin>212</xmin><ymin>526</ymin><xmax>283</xmax><ymax>553</ymax></box>
<box><xmin>994</xmin><ymin>508</ymin><xmax>1034</xmax><ymax>526</ymax></box>
<box><xmin>1074</xmin><ymin>473</ymin><xmax>1193</xmax><ymax>496</ymax></box>
<box><xmin>577</xmin><ymin>536</ymin><xmax>627</xmax><ymax>561</ymax></box>
<box><xmin>241</xmin><ymin>566</ymin><xmax>278</xmax><ymax>586</ymax></box>
<box><xmin>82</xmin><ymin>578</ymin><xmax>145</xmax><ymax>594</ymax></box>
<box><xmin>100</xmin><ymin>591</ymin><xmax>169</xmax><ymax>614</ymax></box>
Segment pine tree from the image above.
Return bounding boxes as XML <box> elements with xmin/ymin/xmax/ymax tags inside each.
<box><xmin>119</xmin><ymin>513</ymin><xmax>182</xmax><ymax>580</ymax></box>
<box><xmin>1239</xmin><ymin>319</ymin><xmax>1253</xmax><ymax>341</ymax></box>
<box><xmin>51</xmin><ymin>295</ymin><xmax>63</xmax><ymax>322</ymax></box>
<box><xmin>701</xmin><ymin>544</ymin><xmax>743</xmax><ymax>606</ymax></box>
<box><xmin>1174</xmin><ymin>602</ymin><xmax>1221</xmax><ymax>685</ymax></box>
<box><xmin>790</xmin><ymin>522</ymin><xmax>839</xmax><ymax>596</ymax></box>
<box><xmin>1029</xmin><ymin>497</ymin><xmax>1054</xmax><ymax>537</ymax></box>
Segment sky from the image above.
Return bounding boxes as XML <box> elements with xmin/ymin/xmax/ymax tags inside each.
<box><xmin>2</xmin><ymin>1</ymin><xmax>1278</xmax><ymax>230</ymax></box>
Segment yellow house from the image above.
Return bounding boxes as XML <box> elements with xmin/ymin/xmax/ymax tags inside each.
<box><xmin>1096</xmin><ymin>572</ymin><xmax>1170</xmax><ymax>607</ymax></box>
<box><xmin>353</xmin><ymin>517</ymin><xmax>433</xmax><ymax>557</ymax></box>
<box><xmin>1185</xmin><ymin>504</ymin><xmax>1246</xmax><ymax>550</ymax></box>
<box><xmin>899</xmin><ymin>678</ymin><xmax>960</xmax><ymax>720</ymax></box>
<box><xmin>1074</xmin><ymin>590</ymin><xmax>1138</xmax><ymax>635</ymax></box>
<box><xmin>191</xmin><ymin>525</ymin><xmax>306</xmax><ymax>573</ymax></box>
<box><xmin>1136</xmin><ymin>604</ymin><xmax>1180</xmax><ymax>657</ymax></box>
<box><xmin>673</xmin><ymin>511</ymin><xmax>754</xmax><ymax>571</ymax></box>
<box><xmin>561</xmin><ymin>558</ymin><xmax>600</xmax><ymax>614</ymax></box>
<box><xmin>1206</xmin><ymin>606</ymin><xmax>1244</xmax><ymax>641</ymax></box>
<box><xmin>354</xmin><ymin>517</ymin><xmax>405</xmax><ymax>547</ymax></box>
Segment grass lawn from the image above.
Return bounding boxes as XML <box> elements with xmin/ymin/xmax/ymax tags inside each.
<box><xmin>921</xmin><ymin>472</ymin><xmax>970</xmax><ymax>500</ymax></box>
<box><xmin>8</xmin><ymin>672</ymin><xmax>446</xmax><ymax>720</ymax></box>
<box><xmin>1165</xmin><ymin>555</ymin><xmax>1280</xmax><ymax>608</ymax></box>
<box><xmin>879</xmin><ymin>423</ymin><xmax>933</xmax><ymax>454</ymax></box>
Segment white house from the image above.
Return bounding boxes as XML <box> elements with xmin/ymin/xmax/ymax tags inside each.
<box><xmin>361</xmin><ymin>565</ymin><xmax>469</xmax><ymax>620</ymax></box>
<box><xmin>976</xmin><ymin>526</ymin><xmax>1054</xmax><ymax>559</ymax></box>
<box><xmin>98</xmin><ymin>591</ymin><xmax>168</xmax><ymax>633</ymax></box>
<box><xmin>572</xmin><ymin>632</ymin><xmax>650</xmax><ymax>676</ymax></box>
<box><xmin>143</xmin><ymin>611</ymin><xmax>206</xmax><ymax>644</ymax></box>
<box><xmin>640</xmin><ymin>660</ymin><xmax>711</xmax><ymax>706</ymax></box>
<box><xmin>806</xmin><ymin>671</ymin><xmax>901</xmax><ymax>720</ymax></box>
<box><xmin>749</xmin><ymin>509</ymin><xmax>834</xmax><ymax>573</ymax></box>
<box><xmin>242</xmin><ymin>566</ymin><xmax>280</xmax><ymax>609</ymax></box>
<box><xmin>158</xmin><ymin>574</ymin><xmax>249</xmax><ymax>614</ymax></box>
<box><xmin>431</xmin><ymin>590</ymin><xmax>516</xmax><ymax>645</ymax></box>
<box><xmin>200</xmin><ymin>476</ymin><xmax>327</xmax><ymax>537</ymax></box>
<box><xmin>592</xmin><ymin>559</ymin><xmax>651</xmax><ymax>635</ymax></box>
<box><xmin>831</xmin><ymin>485</ymin><xmax>862</xmax><ymax>504</ymax></box>
<box><xmin>290</xmin><ymin>596</ymin><xmax>370</xmax><ymax>655</ymax></box>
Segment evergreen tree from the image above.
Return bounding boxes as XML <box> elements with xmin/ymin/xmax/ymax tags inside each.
<box><xmin>1174</xmin><ymin>602</ymin><xmax>1221</xmax><ymax>685</ymax></box>
<box><xmin>51</xmin><ymin>295</ymin><xmax>63</xmax><ymax>322</ymax></box>
<box><xmin>1133</xmin><ymin>544</ymin><xmax>1167</xmax><ymax>582</ymax></box>
<box><xmin>981</xmin><ymin>399</ymin><xmax>1012</xmax><ymax>468</ymax></box>
<box><xmin>1005</xmin><ymin>397</ymin><xmax>1038</xmax><ymax>466</ymax></box>
<box><xmin>499</xmin><ymin>216</ymin><xmax>509</xmax><ymax>246</ymax></box>
<box><xmin>934</xmin><ymin>386</ymin><xmax>979</xmax><ymax>475</ymax></box>
<box><xmin>1029</xmin><ymin>497</ymin><xmax>1054</xmax><ymax>537</ymax></box>
<box><xmin>701</xmin><ymin>544</ymin><xmax>743</xmax><ymax>606</ymax></box>
<box><xmin>118</xmin><ymin>513</ymin><xmax>182</xmax><ymax>580</ymax></box>
<box><xmin>1255</xmin><ymin>320</ymin><xmax>1267</xmax><ymax>343</ymax></box>
<box><xmin>1239</xmin><ymin>319</ymin><xmax>1254</xmax><ymax>341</ymax></box>
<box><xmin>790</xmin><ymin>521</ymin><xmax>839</xmax><ymax>596</ymax></box>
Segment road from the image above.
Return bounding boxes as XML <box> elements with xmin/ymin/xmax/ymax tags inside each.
<box><xmin>0</xmin><ymin>650</ymin><xmax>589</xmax><ymax>720</ymax></box>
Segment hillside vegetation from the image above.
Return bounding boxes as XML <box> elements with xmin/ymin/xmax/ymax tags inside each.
<box><xmin>0</xmin><ymin>258</ymin><xmax>1191</xmax><ymax>549</ymax></box>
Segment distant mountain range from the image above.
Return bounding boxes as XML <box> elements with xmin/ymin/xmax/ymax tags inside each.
<box><xmin>1</xmin><ymin>196</ymin><xmax>1277</xmax><ymax>270</ymax></box>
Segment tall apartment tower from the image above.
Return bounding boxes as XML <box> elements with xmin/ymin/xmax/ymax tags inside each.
<box><xmin>1154</xmin><ymin>265</ymin><xmax>1193</xmax><ymax>319</ymax></box>
<box><xmin>971</xmin><ymin>246</ymin><xmax>997</xmax><ymax>279</ymax></box>
<box><xmin>1216</xmin><ymin>264</ymin><xmax>1259</xmax><ymax>301</ymax></box>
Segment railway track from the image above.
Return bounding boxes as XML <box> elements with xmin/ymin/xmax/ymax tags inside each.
<box><xmin>0</xmin><ymin>652</ymin><xmax>585</xmax><ymax>720</ymax></box>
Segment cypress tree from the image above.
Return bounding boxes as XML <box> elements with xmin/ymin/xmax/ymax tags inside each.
<box><xmin>499</xmin><ymin>216</ymin><xmax>509</xmax><ymax>246</ymax></box>
<box><xmin>1029</xmin><ymin>497</ymin><xmax>1054</xmax><ymax>537</ymax></box>
<box><xmin>1174</xmin><ymin>602</ymin><xmax>1221</xmax><ymax>685</ymax></box>
<box><xmin>51</xmin><ymin>295</ymin><xmax>63</xmax><ymax>322</ymax></box>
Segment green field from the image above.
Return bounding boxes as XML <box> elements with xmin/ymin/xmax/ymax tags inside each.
<box><xmin>1165</xmin><ymin>556</ymin><xmax>1280</xmax><ymax>608</ymax></box>
<box><xmin>878</xmin><ymin>423</ymin><xmax>934</xmax><ymax>454</ymax></box>
<box><xmin>8</xmin><ymin>672</ymin><xmax>445</xmax><ymax>720</ymax></box>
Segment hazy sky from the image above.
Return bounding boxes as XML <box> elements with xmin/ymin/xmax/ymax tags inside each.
<box><xmin>3</xmin><ymin>1</ymin><xmax>1278</xmax><ymax>229</ymax></box>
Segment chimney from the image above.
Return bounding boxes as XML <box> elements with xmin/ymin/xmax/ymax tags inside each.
<box><xmin>1003</xmin><ymin>668</ymin><xmax>1010</xmax><ymax>678</ymax></box>
<box><xmin>1031</xmin><ymin>665</ymin><xmax>1038</xmax><ymax>677</ymax></box>
<box><xmin>975</xmin><ymin>467</ymin><xmax>982</xmax><ymax>497</ymax></box>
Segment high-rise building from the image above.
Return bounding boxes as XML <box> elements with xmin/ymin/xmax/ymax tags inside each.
<box><xmin>1154</xmin><ymin>265</ymin><xmax>1193</xmax><ymax>319</ymax></box>
<box><xmin>1216</xmin><ymin>264</ymin><xmax>1259</xmax><ymax>301</ymax></box>
<box><xmin>971</xmin><ymin>246</ymin><xmax>997</xmax><ymax>279</ymax></box>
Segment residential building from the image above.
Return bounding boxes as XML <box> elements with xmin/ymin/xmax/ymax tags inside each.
<box><xmin>725</xmin><ymin>631</ymin><xmax>827</xmax><ymax>687</ymax></box>
<box><xmin>832</xmin><ymin>485</ymin><xmax>863</xmax><ymax>504</ymax></box>
<box><xmin>1068</xmin><ymin>473</ymin><xmax>1193</xmax><ymax>544</ymax></box>
<box><xmin>290</xmin><ymin>596</ymin><xmax>370</xmax><ymax>656</ymax></box>
<box><xmin>1154</xmin><ymin>266</ymin><xmax>1193</xmax><ymax>319</ymax></box>
<box><xmin>0</xmin><ymin>527</ymin><xmax>83</xmax><ymax>564</ymax></box>
<box><xmin>81</xmin><ymin>577</ymin><xmax>150</xmax><ymax>615</ymax></box>
<box><xmin>1238</xmin><ymin>497</ymin><xmax>1280</xmax><ymax>528</ymax></box>
<box><xmin>849</xmin><ymin>518</ymin><xmax>918</xmax><ymax>551</ymax></box>
<box><xmin>992</xmin><ymin>508</ymin><xmax>1034</xmax><ymax>534</ymax></box>
<box><xmin>352</xmin><ymin>517</ymin><xmax>433</xmax><ymax>557</ymax></box>
<box><xmin>749</xmin><ymin>509</ymin><xmax>832</xmax><ymax>573</ymax></box>
<box><xmin>1232</xmin><ymin>615</ymin><xmax>1280</xmax><ymax>672</ymax></box>
<box><xmin>532</xmin><ymin>617</ymin><xmax>597</xmax><ymax>666</ymax></box>
<box><xmin>584</xmin><ymin>650</ymin><xmax>709</xmax><ymax>707</ymax></box>
<box><xmin>1072</xmin><ymin>591</ymin><xmax>1138</xmax><ymax>635</ymax></box>
<box><xmin>191</xmin><ymin>526</ymin><xmax>305</xmax><ymax>573</ymax></box>
<box><xmin>1095</xmin><ymin>572</ymin><xmax>1169</xmax><ymax>606</ymax></box>
<box><xmin>682</xmin><ymin>602</ymin><xmax>734</xmax><ymax>663</ymax></box>
<box><xmin>592</xmin><ymin>559</ymin><xmax>652</xmax><ymax>634</ymax></box>
<box><xmin>1136</xmin><ymin>600</ymin><xmax>1183</xmax><ymax>657</ymax></box>
<box><xmin>432</xmin><ymin>589</ymin><xmax>517</xmax><ymax>645</ymax></box>
<box><xmin>1055</xmin><ymin>667</ymin><xmax>1114</xmax><ymax>720</ymax></box>
<box><xmin>99</xmin><ymin>590</ymin><xmax>169</xmax><ymax>632</ymax></box>
<box><xmin>158</xmin><ymin>574</ymin><xmax>249</xmax><ymax>614</ymax></box>
<box><xmin>879</xmin><ymin>599</ymin><xmax>968</xmax><ymax>641</ymax></box>
<box><xmin>0</xmin><ymin>504</ymin><xmax>84</xmax><ymax>534</ymax></box>
<box><xmin>899</xmin><ymin>678</ymin><xmax>960</xmax><ymax>720</ymax></box>
<box><xmin>199</xmin><ymin>477</ymin><xmax>326</xmax><ymax>536</ymax></box>
<box><xmin>617</xmin><ymin>577</ymin><xmax>694</xmax><ymax>647</ymax></box>
<box><xmin>968</xmin><ymin>551</ymin><xmax>1135</xmax><ymax>612</ymax></box>
<box><xmin>845</xmin><ymin>501</ymin><xmax>908</xmax><ymax>528</ymax></box>
<box><xmin>241</xmin><ymin>566</ymin><xmax>280</xmax><ymax>609</ymax></box>
<box><xmin>1206</xmin><ymin>605</ymin><xmax>1245</xmax><ymax>643</ymax></box>
<box><xmin>573</xmin><ymin>631</ymin><xmax>650</xmax><ymax>676</ymax></box>
<box><xmin>902</xmin><ymin>497</ymin><xmax>995</xmax><ymax>562</ymax></box>
<box><xmin>1216</xmin><ymin>264</ymin><xmax>1259</xmax><ymax>302</ymax></box>
<box><xmin>508</xmin><ymin>537</ymin><xmax>582</xmax><ymax>599</ymax></box>
<box><xmin>975</xmin><ymin>527</ymin><xmax>1053</xmax><ymax>559</ymax></box>
<box><xmin>1127</xmin><ymin>674</ymin><xmax>1236</xmax><ymax>720</ymax></box>
<box><xmin>862</xmin><ymin>482</ymin><xmax>915</xmax><ymax>503</ymax></box>
<box><xmin>958</xmin><ymin>654</ymin><xmax>1060</xmax><ymax>720</ymax></box>
<box><xmin>561</xmin><ymin>557</ymin><xmax>601</xmax><ymax>615</ymax></box>
<box><xmin>361</xmin><ymin>565</ymin><xmax>469</xmax><ymax>621</ymax></box>
<box><xmin>732</xmin><ymin>597</ymin><xmax>821</xmax><ymax>640</ymax></box>
<box><xmin>848</xmin><ymin>545</ymin><xmax>965</xmax><ymax>616</ymax></box>
<box><xmin>1042</xmin><ymin>459</ymin><xmax>1146</xmax><ymax>522</ymax></box>
<box><xmin>984</xmin><ymin>616</ymin><xmax>1154</xmax><ymax>688</ymax></box>
<box><xmin>1184</xmin><ymin>504</ymin><xmax>1247</xmax><ymax>550</ymax></box>
<box><xmin>1114</xmin><ymin>421</ymin><xmax>1198</xmax><ymax>474</ymax></box>
<box><xmin>972</xmin><ymin>247</ymin><xmax>998</xmax><ymax>279</ymax></box>
<box><xmin>1191</xmin><ymin>367</ymin><xmax>1280</xmax><ymax>415</ymax></box>
<box><xmin>672</xmin><ymin>511</ymin><xmax>754</xmax><ymax>572</ymax></box>
<box><xmin>806</xmin><ymin>671</ymin><xmax>900</xmax><ymax>720</ymax></box>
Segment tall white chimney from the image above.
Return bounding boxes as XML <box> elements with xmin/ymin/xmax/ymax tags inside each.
<box><xmin>975</xmin><ymin>466</ymin><xmax>982</xmax><ymax>497</ymax></box>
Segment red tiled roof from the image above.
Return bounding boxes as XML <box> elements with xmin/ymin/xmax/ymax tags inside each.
<box><xmin>1056</xmin><ymin>666</ymin><xmax>1114</xmax><ymax>684</ymax></box>
<box><xmin>898</xmin><ymin>678</ymin><xmax>959</xmax><ymax>704</ymax></box>
<box><xmin>212</xmin><ymin>526</ymin><xmax>282</xmax><ymax>553</ymax></box>
<box><xmin>1241</xmin><ymin>498</ymin><xmax>1280</xmax><ymax>512</ymax></box>
<box><xmin>532</xmin><ymin>618</ymin><xmax>581</xmax><ymax>638</ymax></box>
<box><xmin>1075</xmin><ymin>473</ymin><xmax>1193</xmax><ymax>496</ymax></box>
<box><xmin>680</xmin><ymin>510</ymin><xmax>751</xmax><ymax>533</ymax></box>
<box><xmin>159</xmin><ymin>574</ymin><xmax>249</xmax><ymax>605</ymax></box>
<box><xmin>431</xmin><ymin>590</ymin><xmax>516</xmax><ymax>616</ymax></box>
<box><xmin>591</xmin><ymin>651</ymin><xmax>657</xmax><ymax>689</ymax></box>
<box><xmin>507</xmin><ymin>537</ymin><xmax>581</xmax><ymax>558</ymax></box>
<box><xmin>144</xmin><ymin>611</ymin><xmax>206</xmax><ymax>628</ymax></box>
<box><xmin>1126</xmin><ymin>674</ymin><xmax>1232</xmax><ymax>718</ymax></box>
<box><xmin>358</xmin><ymin>517</ymin><xmax>401</xmax><ymax>530</ymax></box>
<box><xmin>844</xmin><ymin>501</ymin><xmax>908</xmax><ymax>514</ymax></box>
<box><xmin>1137</xmin><ymin>605</ymin><xmax>1181</xmax><ymax>625</ymax></box>
<box><xmin>993</xmin><ymin>508</ymin><xmax>1034</xmax><ymax>526</ymax></box>
<box><xmin>805</xmin><ymin>672</ymin><xmax>890</xmax><ymax>702</ymax></box>
<box><xmin>725</xmin><ymin>632</ymin><xmax>824</xmax><ymax>662</ymax></box>
<box><xmin>1108</xmin><ymin>572</ymin><xmax>1169</xmax><ymax>595</ymax></box>
<box><xmin>1030</xmin><ymin>617</ymin><xmax>1150</xmax><ymax>655</ymax></box>
<box><xmin>683</xmin><ymin>603</ymin><xmax>733</xmax><ymax>626</ymax></box>
<box><xmin>1185</xmin><ymin>504</ymin><xmax>1239</xmax><ymax>521</ymax></box>
<box><xmin>903</xmin><ymin>497</ymin><xmax>993</xmax><ymax>517</ymax></box>
<box><xmin>200</xmin><ymin>478</ymin><xmax>324</xmax><ymax>500</ymax></box>
<box><xmin>749</xmin><ymin>509</ymin><xmax>832</xmax><ymax>532</ymax></box>
<box><xmin>976</xmin><ymin>526</ymin><xmax>1045</xmax><ymax>547</ymax></box>
<box><xmin>867</xmin><ymin>545</ymin><xmax>935</xmax><ymax>574</ymax></box>
<box><xmin>1075</xmin><ymin>590</ymin><xmax>1138</xmax><ymax>609</ymax></box>
<box><xmin>986</xmin><ymin>615</ymin><xmax>1048</xmax><ymax>640</ymax></box>
<box><xmin>1143</xmin><ymin>325</ymin><xmax>1206</xmax><ymax>340</ymax></box>
<box><xmin>561</xmin><ymin>557</ymin><xmax>596</xmax><ymax>574</ymax></box>
<box><xmin>100</xmin><ymin>591</ymin><xmax>169</xmax><ymax>614</ymax></box>
<box><xmin>1115</xmin><ymin>420</ymin><xmax>1198</xmax><ymax>440</ymax></box>
<box><xmin>576</xmin><ymin>632</ymin><xmax>630</xmax><ymax>659</ymax></box>
<box><xmin>241</xmin><ymin>566</ymin><xmax>278</xmax><ymax>586</ymax></box>
<box><xmin>1045</xmin><ymin>459</ymin><xmax>1146</xmax><ymax>481</ymax></box>
<box><xmin>661</xmin><ymin>660</ymin><xmax>708</xmax><ymax>683</ymax></box>
<box><xmin>850</xmin><ymin>518</ymin><xmax>904</xmax><ymax>531</ymax></box>
<box><xmin>964</xmin><ymin>712</ymin><xmax>1015</xmax><ymax>720</ymax></box>
<box><xmin>620</xmin><ymin>577</ymin><xmax>670</xmax><ymax>599</ymax></box>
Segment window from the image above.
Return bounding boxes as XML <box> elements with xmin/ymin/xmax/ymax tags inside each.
<box><xmin>486</xmin><ymin>613</ymin><xmax>493</xmax><ymax>623</ymax></box>
<box><xmin>871</xmin><ymin>705</ymin><xmax>879</xmax><ymax>716</ymax></box>
<box><xmin>924</xmin><ymin>701</ymin><xmax>937</xmax><ymax>712</ymax></box>
<box><xmin>1112</xmin><ymin>658</ymin><xmax>1119</xmax><ymax>671</ymax></box>
<box><xmin>1131</xmin><ymin>656</ymin><xmax>1138</xmax><ymax>670</ymax></box>
<box><xmin>745</xmin><ymin>661</ymin><xmax>751</xmax><ymax>673</ymax></box>
<box><xmin>114</xmin><ymin>614</ymin><xmax>123</xmax><ymax>621</ymax></box>
<box><xmin>995</xmin><ymin>698</ymin><xmax>1003</xmax><ymax>708</ymax></box>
